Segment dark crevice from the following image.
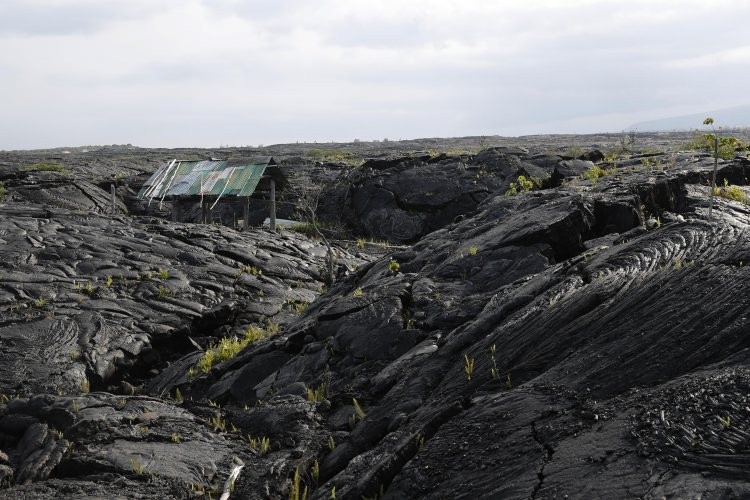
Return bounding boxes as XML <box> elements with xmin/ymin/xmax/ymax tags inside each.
<box><xmin>530</xmin><ymin>420</ymin><xmax>555</xmax><ymax>500</ymax></box>
<box><xmin>353</xmin><ymin>399</ymin><xmax>468</xmax><ymax>500</ymax></box>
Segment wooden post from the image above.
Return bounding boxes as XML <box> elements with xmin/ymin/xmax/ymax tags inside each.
<box><xmin>243</xmin><ymin>197</ymin><xmax>250</xmax><ymax>230</ymax></box>
<box><xmin>110</xmin><ymin>184</ymin><xmax>116</xmax><ymax>215</ymax></box>
<box><xmin>269</xmin><ymin>178</ymin><xmax>276</xmax><ymax>231</ymax></box>
<box><xmin>172</xmin><ymin>199</ymin><xmax>179</xmax><ymax>222</ymax></box>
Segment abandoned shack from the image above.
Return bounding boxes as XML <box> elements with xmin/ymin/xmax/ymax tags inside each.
<box><xmin>137</xmin><ymin>157</ymin><xmax>286</xmax><ymax>229</ymax></box>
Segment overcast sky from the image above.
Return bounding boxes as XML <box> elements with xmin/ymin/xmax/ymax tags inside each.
<box><xmin>1</xmin><ymin>0</ymin><xmax>749</xmax><ymax>149</ymax></box>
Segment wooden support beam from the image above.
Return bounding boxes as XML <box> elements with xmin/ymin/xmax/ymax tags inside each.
<box><xmin>243</xmin><ymin>197</ymin><xmax>250</xmax><ymax>230</ymax></box>
<box><xmin>201</xmin><ymin>199</ymin><xmax>209</xmax><ymax>224</ymax></box>
<box><xmin>172</xmin><ymin>199</ymin><xmax>179</xmax><ymax>222</ymax></box>
<box><xmin>269</xmin><ymin>178</ymin><xmax>276</xmax><ymax>231</ymax></box>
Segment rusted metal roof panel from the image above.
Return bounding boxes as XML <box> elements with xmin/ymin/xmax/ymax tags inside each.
<box><xmin>138</xmin><ymin>158</ymin><xmax>273</xmax><ymax>200</ymax></box>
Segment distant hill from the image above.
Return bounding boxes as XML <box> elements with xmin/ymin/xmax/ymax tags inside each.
<box><xmin>631</xmin><ymin>104</ymin><xmax>750</xmax><ymax>131</ymax></box>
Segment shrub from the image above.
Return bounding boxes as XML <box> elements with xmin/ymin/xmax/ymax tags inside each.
<box><xmin>687</xmin><ymin>132</ymin><xmax>747</xmax><ymax>160</ymax></box>
<box><xmin>505</xmin><ymin>175</ymin><xmax>543</xmax><ymax>196</ymax></box>
<box><xmin>582</xmin><ymin>165</ymin><xmax>616</xmax><ymax>184</ymax></box>
<box><xmin>714</xmin><ymin>179</ymin><xmax>749</xmax><ymax>205</ymax></box>
<box><xmin>388</xmin><ymin>259</ymin><xmax>400</xmax><ymax>273</ymax></box>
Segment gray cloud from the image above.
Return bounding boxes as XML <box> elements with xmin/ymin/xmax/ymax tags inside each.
<box><xmin>1</xmin><ymin>0</ymin><xmax>750</xmax><ymax>149</ymax></box>
<box><xmin>0</xmin><ymin>1</ymin><xmax>172</xmax><ymax>36</ymax></box>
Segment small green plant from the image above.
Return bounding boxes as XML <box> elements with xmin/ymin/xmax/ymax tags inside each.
<box><xmin>388</xmin><ymin>259</ymin><xmax>400</xmax><ymax>273</ymax></box>
<box><xmin>171</xmin><ymin>432</ymin><xmax>181</xmax><ymax>443</ymax></box>
<box><xmin>25</xmin><ymin>163</ymin><xmax>65</xmax><ymax>173</ymax></box>
<box><xmin>563</xmin><ymin>146</ymin><xmax>584</xmax><ymax>158</ymax></box>
<box><xmin>415</xmin><ymin>432</ymin><xmax>425</xmax><ymax>451</ymax></box>
<box><xmin>353</xmin><ymin>398</ymin><xmax>366</xmax><ymax>419</ymax></box>
<box><xmin>468</xmin><ymin>246</ymin><xmax>478</xmax><ymax>256</ymax></box>
<box><xmin>353</xmin><ymin>287</ymin><xmax>364</xmax><ymax>297</ymax></box>
<box><xmin>157</xmin><ymin>285</ymin><xmax>172</xmax><ymax>298</ymax></box>
<box><xmin>256</xmin><ymin>289</ymin><xmax>265</xmax><ymax>297</ymax></box>
<box><xmin>209</xmin><ymin>414</ymin><xmax>227</xmax><ymax>432</ymax></box>
<box><xmin>234</xmin><ymin>265</ymin><xmax>262</xmax><ymax>286</ymax></box>
<box><xmin>639</xmin><ymin>156</ymin><xmax>657</xmax><ymax>171</ymax></box>
<box><xmin>197</xmin><ymin>325</ymin><xmax>271</xmax><ymax>376</ymax></box>
<box><xmin>0</xmin><ymin>181</ymin><xmax>6</xmax><ymax>202</ymax></box>
<box><xmin>674</xmin><ymin>259</ymin><xmax>683</xmax><ymax>270</ymax></box>
<box><xmin>288</xmin><ymin>468</ymin><xmax>307</xmax><ymax>500</ymax></box>
<box><xmin>157</xmin><ymin>269</ymin><xmax>169</xmax><ymax>280</ymax></box>
<box><xmin>719</xmin><ymin>415</ymin><xmax>732</xmax><ymax>429</ymax></box>
<box><xmin>356</xmin><ymin>238</ymin><xmax>366</xmax><ymax>249</ymax></box>
<box><xmin>32</xmin><ymin>298</ymin><xmax>47</xmax><ymax>308</ymax></box>
<box><xmin>464</xmin><ymin>354</ymin><xmax>475</xmax><ymax>381</ymax></box>
<box><xmin>174</xmin><ymin>388</ymin><xmax>183</xmax><ymax>404</ymax></box>
<box><xmin>294</xmin><ymin>301</ymin><xmax>309</xmax><ymax>314</ymax></box>
<box><xmin>82</xmin><ymin>282</ymin><xmax>95</xmax><ymax>295</ymax></box>
<box><xmin>259</xmin><ymin>436</ymin><xmax>271</xmax><ymax>454</ymax></box>
<box><xmin>266</xmin><ymin>320</ymin><xmax>281</xmax><ymax>334</ymax></box>
<box><xmin>248</xmin><ymin>435</ymin><xmax>271</xmax><ymax>454</ymax></box>
<box><xmin>505</xmin><ymin>175</ymin><xmax>536</xmax><ymax>196</ymax></box>
<box><xmin>306</xmin><ymin>382</ymin><xmax>328</xmax><ymax>402</ymax></box>
<box><xmin>348</xmin><ymin>398</ymin><xmax>366</xmax><ymax>429</ymax></box>
<box><xmin>489</xmin><ymin>344</ymin><xmax>498</xmax><ymax>379</ymax></box>
<box><xmin>105</xmin><ymin>275</ymin><xmax>113</xmax><ymax>287</ymax></box>
<box><xmin>80</xmin><ymin>378</ymin><xmax>90</xmax><ymax>393</ymax></box>
<box><xmin>197</xmin><ymin>349</ymin><xmax>216</xmax><ymax>373</ymax></box>
<box><xmin>131</xmin><ymin>458</ymin><xmax>146</xmax><ymax>475</ymax></box>
<box><xmin>582</xmin><ymin>165</ymin><xmax>616</xmax><ymax>184</ymax></box>
<box><xmin>312</xmin><ymin>460</ymin><xmax>320</xmax><ymax>484</ymax></box>
<box><xmin>328</xmin><ymin>435</ymin><xmax>336</xmax><ymax>451</ymax></box>
<box><xmin>245</xmin><ymin>324</ymin><xmax>269</xmax><ymax>343</ymax></box>
<box><xmin>714</xmin><ymin>179</ymin><xmax>749</xmax><ymax>205</ymax></box>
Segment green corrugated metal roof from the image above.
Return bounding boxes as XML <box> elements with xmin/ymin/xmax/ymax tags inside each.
<box><xmin>137</xmin><ymin>158</ymin><xmax>273</xmax><ymax>200</ymax></box>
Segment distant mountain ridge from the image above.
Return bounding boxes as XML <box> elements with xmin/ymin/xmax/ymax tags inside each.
<box><xmin>630</xmin><ymin>104</ymin><xmax>750</xmax><ymax>131</ymax></box>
